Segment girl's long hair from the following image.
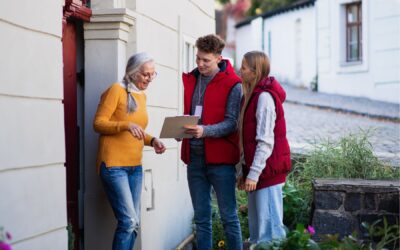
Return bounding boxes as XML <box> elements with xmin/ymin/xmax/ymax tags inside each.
<box><xmin>239</xmin><ymin>51</ymin><xmax>270</xmax><ymax>152</ymax></box>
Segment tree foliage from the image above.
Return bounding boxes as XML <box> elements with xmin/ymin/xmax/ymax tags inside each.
<box><xmin>216</xmin><ymin>0</ymin><xmax>231</xmax><ymax>5</ymax></box>
<box><xmin>248</xmin><ymin>0</ymin><xmax>299</xmax><ymax>16</ymax></box>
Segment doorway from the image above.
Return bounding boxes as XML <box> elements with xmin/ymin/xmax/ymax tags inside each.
<box><xmin>63</xmin><ymin>2</ymin><xmax>91</xmax><ymax>249</ymax></box>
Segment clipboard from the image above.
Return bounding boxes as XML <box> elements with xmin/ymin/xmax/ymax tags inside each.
<box><xmin>159</xmin><ymin>116</ymin><xmax>200</xmax><ymax>138</ymax></box>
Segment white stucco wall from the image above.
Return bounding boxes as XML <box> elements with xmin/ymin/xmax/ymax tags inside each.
<box><xmin>236</xmin><ymin>24</ymin><xmax>254</xmax><ymax>66</ymax></box>
<box><xmin>263</xmin><ymin>6</ymin><xmax>316</xmax><ymax>88</ymax></box>
<box><xmin>0</xmin><ymin>0</ymin><xmax>67</xmax><ymax>249</ymax></box>
<box><xmin>236</xmin><ymin>6</ymin><xmax>316</xmax><ymax>88</ymax></box>
<box><xmin>317</xmin><ymin>0</ymin><xmax>400</xmax><ymax>104</ymax></box>
<box><xmin>235</xmin><ymin>17</ymin><xmax>264</xmax><ymax>67</ymax></box>
<box><xmin>84</xmin><ymin>1</ymin><xmax>215</xmax><ymax>250</ymax></box>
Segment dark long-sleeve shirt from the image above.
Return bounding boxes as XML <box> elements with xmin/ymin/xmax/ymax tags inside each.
<box><xmin>190</xmin><ymin>73</ymin><xmax>242</xmax><ymax>147</ymax></box>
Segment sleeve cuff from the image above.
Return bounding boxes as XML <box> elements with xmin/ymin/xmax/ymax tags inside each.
<box><xmin>118</xmin><ymin>121</ymin><xmax>130</xmax><ymax>131</ymax></box>
<box><xmin>247</xmin><ymin>168</ymin><xmax>261</xmax><ymax>182</ymax></box>
<box><xmin>144</xmin><ymin>134</ymin><xmax>154</xmax><ymax>146</ymax></box>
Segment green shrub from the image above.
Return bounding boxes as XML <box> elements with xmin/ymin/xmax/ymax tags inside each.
<box><xmin>282</xmin><ymin>182</ymin><xmax>309</xmax><ymax>229</ymax></box>
<box><xmin>251</xmin><ymin>218</ymin><xmax>399</xmax><ymax>249</ymax></box>
<box><xmin>251</xmin><ymin>224</ymin><xmax>319</xmax><ymax>250</ymax></box>
<box><xmin>319</xmin><ymin>217</ymin><xmax>400</xmax><ymax>250</ymax></box>
<box><xmin>287</xmin><ymin>131</ymin><xmax>400</xmax><ymax>226</ymax></box>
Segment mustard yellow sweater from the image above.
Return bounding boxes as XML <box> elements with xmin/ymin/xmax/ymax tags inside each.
<box><xmin>94</xmin><ymin>83</ymin><xmax>153</xmax><ymax>172</ymax></box>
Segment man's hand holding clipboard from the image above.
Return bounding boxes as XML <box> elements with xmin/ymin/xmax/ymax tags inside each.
<box><xmin>159</xmin><ymin>116</ymin><xmax>200</xmax><ymax>139</ymax></box>
<box><xmin>183</xmin><ymin>125</ymin><xmax>204</xmax><ymax>139</ymax></box>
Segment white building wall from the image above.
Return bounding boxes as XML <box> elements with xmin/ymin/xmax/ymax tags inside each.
<box><xmin>263</xmin><ymin>6</ymin><xmax>316</xmax><ymax>87</ymax></box>
<box><xmin>236</xmin><ymin>24</ymin><xmax>254</xmax><ymax>66</ymax></box>
<box><xmin>0</xmin><ymin>0</ymin><xmax>67</xmax><ymax>249</ymax></box>
<box><xmin>236</xmin><ymin>17</ymin><xmax>264</xmax><ymax>67</ymax></box>
<box><xmin>317</xmin><ymin>0</ymin><xmax>400</xmax><ymax>104</ymax></box>
<box><xmin>84</xmin><ymin>0</ymin><xmax>215</xmax><ymax>250</ymax></box>
<box><xmin>235</xmin><ymin>6</ymin><xmax>316</xmax><ymax>88</ymax></box>
<box><xmin>223</xmin><ymin>16</ymin><xmax>238</xmax><ymax>65</ymax></box>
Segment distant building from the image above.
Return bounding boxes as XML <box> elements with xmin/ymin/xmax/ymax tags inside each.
<box><xmin>0</xmin><ymin>0</ymin><xmax>215</xmax><ymax>249</ymax></box>
<box><xmin>235</xmin><ymin>0</ymin><xmax>400</xmax><ymax>104</ymax></box>
<box><xmin>216</xmin><ymin>0</ymin><xmax>251</xmax><ymax>67</ymax></box>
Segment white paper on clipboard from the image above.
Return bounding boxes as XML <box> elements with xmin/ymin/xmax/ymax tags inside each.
<box><xmin>159</xmin><ymin>116</ymin><xmax>200</xmax><ymax>138</ymax></box>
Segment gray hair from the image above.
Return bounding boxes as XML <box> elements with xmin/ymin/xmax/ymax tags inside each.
<box><xmin>123</xmin><ymin>52</ymin><xmax>154</xmax><ymax>113</ymax></box>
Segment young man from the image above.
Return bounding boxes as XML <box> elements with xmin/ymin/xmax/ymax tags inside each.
<box><xmin>181</xmin><ymin>34</ymin><xmax>243</xmax><ymax>250</ymax></box>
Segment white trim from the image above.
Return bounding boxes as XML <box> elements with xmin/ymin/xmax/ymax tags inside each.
<box><xmin>335</xmin><ymin>0</ymin><xmax>369</xmax><ymax>74</ymax></box>
<box><xmin>182</xmin><ymin>35</ymin><xmax>197</xmax><ymax>73</ymax></box>
<box><xmin>84</xmin><ymin>8</ymin><xmax>136</xmax><ymax>42</ymax></box>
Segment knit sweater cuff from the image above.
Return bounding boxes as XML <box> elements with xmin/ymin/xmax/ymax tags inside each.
<box><xmin>144</xmin><ymin>134</ymin><xmax>154</xmax><ymax>146</ymax></box>
<box><xmin>118</xmin><ymin>121</ymin><xmax>130</xmax><ymax>132</ymax></box>
<box><xmin>247</xmin><ymin>168</ymin><xmax>261</xmax><ymax>182</ymax></box>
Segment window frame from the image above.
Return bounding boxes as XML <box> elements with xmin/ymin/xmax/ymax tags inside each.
<box><xmin>345</xmin><ymin>2</ymin><xmax>362</xmax><ymax>62</ymax></box>
<box><xmin>335</xmin><ymin>0</ymin><xmax>368</xmax><ymax>73</ymax></box>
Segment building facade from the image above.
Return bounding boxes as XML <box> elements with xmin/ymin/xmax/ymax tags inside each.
<box><xmin>236</xmin><ymin>0</ymin><xmax>316</xmax><ymax>88</ymax></box>
<box><xmin>0</xmin><ymin>0</ymin><xmax>215</xmax><ymax>249</ymax></box>
<box><xmin>316</xmin><ymin>0</ymin><xmax>400</xmax><ymax>104</ymax></box>
<box><xmin>235</xmin><ymin>0</ymin><xmax>400</xmax><ymax>104</ymax></box>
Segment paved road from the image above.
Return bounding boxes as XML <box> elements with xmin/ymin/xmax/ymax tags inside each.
<box><xmin>284</xmin><ymin>103</ymin><xmax>400</xmax><ymax>166</ymax></box>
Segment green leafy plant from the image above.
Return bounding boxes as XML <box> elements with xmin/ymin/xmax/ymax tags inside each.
<box><xmin>362</xmin><ymin>217</ymin><xmax>400</xmax><ymax>249</ymax></box>
<box><xmin>319</xmin><ymin>218</ymin><xmax>399</xmax><ymax>250</ymax></box>
<box><xmin>250</xmin><ymin>224</ymin><xmax>319</xmax><ymax>250</ymax></box>
<box><xmin>282</xmin><ymin>182</ymin><xmax>309</xmax><ymax>229</ymax></box>
<box><xmin>287</xmin><ymin>131</ymin><xmax>400</xmax><ymax>225</ymax></box>
<box><xmin>236</xmin><ymin>189</ymin><xmax>250</xmax><ymax>240</ymax></box>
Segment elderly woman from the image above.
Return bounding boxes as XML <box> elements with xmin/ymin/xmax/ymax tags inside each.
<box><xmin>94</xmin><ymin>52</ymin><xmax>166</xmax><ymax>250</ymax></box>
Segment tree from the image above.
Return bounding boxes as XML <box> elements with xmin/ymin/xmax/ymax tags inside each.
<box><xmin>247</xmin><ymin>0</ymin><xmax>299</xmax><ymax>16</ymax></box>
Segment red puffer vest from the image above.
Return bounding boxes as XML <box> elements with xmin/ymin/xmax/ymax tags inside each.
<box><xmin>181</xmin><ymin>60</ymin><xmax>241</xmax><ymax>165</ymax></box>
<box><xmin>242</xmin><ymin>77</ymin><xmax>291</xmax><ymax>190</ymax></box>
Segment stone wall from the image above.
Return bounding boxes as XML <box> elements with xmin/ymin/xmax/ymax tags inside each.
<box><xmin>311</xmin><ymin>179</ymin><xmax>400</xmax><ymax>239</ymax></box>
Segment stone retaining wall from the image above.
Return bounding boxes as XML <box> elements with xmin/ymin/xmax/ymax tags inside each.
<box><xmin>311</xmin><ymin>179</ymin><xmax>399</xmax><ymax>239</ymax></box>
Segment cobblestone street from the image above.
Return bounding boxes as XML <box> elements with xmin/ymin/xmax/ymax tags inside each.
<box><xmin>284</xmin><ymin>102</ymin><xmax>400</xmax><ymax>166</ymax></box>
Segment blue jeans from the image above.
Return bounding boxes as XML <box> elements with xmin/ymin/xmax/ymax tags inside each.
<box><xmin>187</xmin><ymin>151</ymin><xmax>242</xmax><ymax>250</ymax></box>
<box><xmin>100</xmin><ymin>162</ymin><xmax>143</xmax><ymax>250</ymax></box>
<box><xmin>247</xmin><ymin>183</ymin><xmax>286</xmax><ymax>244</ymax></box>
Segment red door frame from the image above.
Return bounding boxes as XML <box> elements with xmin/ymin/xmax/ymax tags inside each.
<box><xmin>62</xmin><ymin>1</ymin><xmax>91</xmax><ymax>249</ymax></box>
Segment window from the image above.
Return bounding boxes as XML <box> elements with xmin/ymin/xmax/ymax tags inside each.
<box><xmin>346</xmin><ymin>2</ymin><xmax>362</xmax><ymax>62</ymax></box>
<box><xmin>183</xmin><ymin>41</ymin><xmax>196</xmax><ymax>72</ymax></box>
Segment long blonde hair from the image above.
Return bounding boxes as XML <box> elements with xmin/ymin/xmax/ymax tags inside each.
<box><xmin>239</xmin><ymin>51</ymin><xmax>270</xmax><ymax>152</ymax></box>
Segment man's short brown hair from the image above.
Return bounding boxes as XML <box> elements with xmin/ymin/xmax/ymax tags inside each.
<box><xmin>196</xmin><ymin>34</ymin><xmax>225</xmax><ymax>55</ymax></box>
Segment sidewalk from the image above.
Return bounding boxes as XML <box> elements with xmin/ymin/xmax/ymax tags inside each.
<box><xmin>282</xmin><ymin>84</ymin><xmax>400</xmax><ymax>121</ymax></box>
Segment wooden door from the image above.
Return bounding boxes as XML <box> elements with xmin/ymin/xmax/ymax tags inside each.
<box><xmin>63</xmin><ymin>2</ymin><xmax>91</xmax><ymax>249</ymax></box>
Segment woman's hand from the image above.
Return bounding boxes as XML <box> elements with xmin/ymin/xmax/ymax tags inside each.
<box><xmin>152</xmin><ymin>138</ymin><xmax>166</xmax><ymax>154</ymax></box>
<box><xmin>183</xmin><ymin>125</ymin><xmax>204</xmax><ymax>138</ymax></box>
<box><xmin>244</xmin><ymin>178</ymin><xmax>257</xmax><ymax>192</ymax></box>
<box><xmin>128</xmin><ymin>123</ymin><xmax>145</xmax><ymax>140</ymax></box>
